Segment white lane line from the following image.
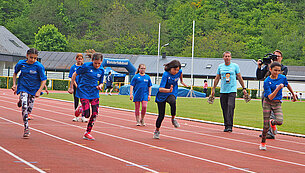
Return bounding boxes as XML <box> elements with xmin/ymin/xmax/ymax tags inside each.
<box><xmin>0</xmin><ymin>145</ymin><xmax>46</xmax><ymax>173</ymax></box>
<box><xmin>0</xmin><ymin>116</ymin><xmax>158</xmax><ymax>173</ymax></box>
<box><xmin>0</xmin><ymin>105</ymin><xmax>255</xmax><ymax>173</ymax></box>
<box><xmin>25</xmin><ymin>98</ymin><xmax>305</xmax><ymax>155</ymax></box>
<box><xmin>35</xmin><ymin>96</ymin><xmax>305</xmax><ymax>143</ymax></box>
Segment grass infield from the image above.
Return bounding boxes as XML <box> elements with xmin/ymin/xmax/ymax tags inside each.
<box><xmin>43</xmin><ymin>93</ymin><xmax>305</xmax><ymax>135</ymax></box>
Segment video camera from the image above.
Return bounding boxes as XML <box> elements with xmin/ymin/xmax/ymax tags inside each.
<box><xmin>259</xmin><ymin>53</ymin><xmax>278</xmax><ymax>65</ymax></box>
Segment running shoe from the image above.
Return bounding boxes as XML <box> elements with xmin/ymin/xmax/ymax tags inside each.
<box><xmin>81</xmin><ymin>117</ymin><xmax>88</xmax><ymax>123</ymax></box>
<box><xmin>153</xmin><ymin>130</ymin><xmax>160</xmax><ymax>139</ymax></box>
<box><xmin>83</xmin><ymin>132</ymin><xmax>95</xmax><ymax>140</ymax></box>
<box><xmin>28</xmin><ymin>114</ymin><xmax>33</xmax><ymax>120</ymax></box>
<box><xmin>140</xmin><ymin>119</ymin><xmax>146</xmax><ymax>126</ymax></box>
<box><xmin>23</xmin><ymin>129</ymin><xmax>30</xmax><ymax>138</ymax></box>
<box><xmin>17</xmin><ymin>100</ymin><xmax>22</xmax><ymax>107</ymax></box>
<box><xmin>136</xmin><ymin>121</ymin><xmax>141</xmax><ymax>126</ymax></box>
<box><xmin>270</xmin><ymin>120</ymin><xmax>277</xmax><ymax>135</ymax></box>
<box><xmin>259</xmin><ymin>143</ymin><xmax>267</xmax><ymax>150</ymax></box>
<box><xmin>172</xmin><ymin>119</ymin><xmax>180</xmax><ymax>128</ymax></box>
<box><xmin>72</xmin><ymin>117</ymin><xmax>79</xmax><ymax>122</ymax></box>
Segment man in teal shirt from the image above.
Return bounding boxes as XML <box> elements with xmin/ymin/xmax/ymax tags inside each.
<box><xmin>211</xmin><ymin>51</ymin><xmax>247</xmax><ymax>132</ymax></box>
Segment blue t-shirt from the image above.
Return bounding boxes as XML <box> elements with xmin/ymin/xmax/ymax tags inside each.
<box><xmin>155</xmin><ymin>69</ymin><xmax>182</xmax><ymax>102</ymax></box>
<box><xmin>69</xmin><ymin>64</ymin><xmax>82</xmax><ymax>84</ymax></box>
<box><xmin>14</xmin><ymin>60</ymin><xmax>47</xmax><ymax>96</ymax></box>
<box><xmin>75</xmin><ymin>62</ymin><xmax>104</xmax><ymax>99</ymax></box>
<box><xmin>217</xmin><ymin>63</ymin><xmax>240</xmax><ymax>93</ymax></box>
<box><xmin>130</xmin><ymin>74</ymin><xmax>152</xmax><ymax>102</ymax></box>
<box><xmin>264</xmin><ymin>74</ymin><xmax>288</xmax><ymax>101</ymax></box>
<box><xmin>106</xmin><ymin>74</ymin><xmax>113</xmax><ymax>87</ymax></box>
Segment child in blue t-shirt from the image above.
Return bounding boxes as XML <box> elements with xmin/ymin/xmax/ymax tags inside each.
<box><xmin>68</xmin><ymin>52</ymin><xmax>104</xmax><ymax>141</ymax></box>
<box><xmin>69</xmin><ymin>53</ymin><xmax>85</xmax><ymax>122</ymax></box>
<box><xmin>259</xmin><ymin>62</ymin><xmax>297</xmax><ymax>150</ymax></box>
<box><xmin>153</xmin><ymin>60</ymin><xmax>188</xmax><ymax>139</ymax></box>
<box><xmin>130</xmin><ymin>64</ymin><xmax>152</xmax><ymax>126</ymax></box>
<box><xmin>12</xmin><ymin>48</ymin><xmax>47</xmax><ymax>138</ymax></box>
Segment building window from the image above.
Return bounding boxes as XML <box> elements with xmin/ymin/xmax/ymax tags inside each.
<box><xmin>9</xmin><ymin>39</ymin><xmax>22</xmax><ymax>48</ymax></box>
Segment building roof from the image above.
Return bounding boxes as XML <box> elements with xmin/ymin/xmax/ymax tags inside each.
<box><xmin>0</xmin><ymin>26</ymin><xmax>29</xmax><ymax>61</ymax></box>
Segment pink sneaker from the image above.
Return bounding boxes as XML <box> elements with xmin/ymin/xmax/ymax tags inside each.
<box><xmin>83</xmin><ymin>132</ymin><xmax>95</xmax><ymax>140</ymax></box>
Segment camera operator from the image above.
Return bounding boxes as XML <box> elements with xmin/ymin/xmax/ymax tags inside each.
<box><xmin>256</xmin><ymin>50</ymin><xmax>288</xmax><ymax>139</ymax></box>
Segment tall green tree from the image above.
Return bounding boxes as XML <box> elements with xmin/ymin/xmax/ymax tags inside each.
<box><xmin>34</xmin><ymin>24</ymin><xmax>68</xmax><ymax>51</ymax></box>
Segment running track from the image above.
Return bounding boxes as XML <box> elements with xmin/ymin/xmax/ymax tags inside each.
<box><xmin>0</xmin><ymin>89</ymin><xmax>304</xmax><ymax>173</ymax></box>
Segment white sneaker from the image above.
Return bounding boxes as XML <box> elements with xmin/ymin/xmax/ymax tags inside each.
<box><xmin>140</xmin><ymin>119</ymin><xmax>146</xmax><ymax>126</ymax></box>
<box><xmin>259</xmin><ymin>143</ymin><xmax>267</xmax><ymax>150</ymax></box>
<box><xmin>72</xmin><ymin>117</ymin><xmax>79</xmax><ymax>122</ymax></box>
<box><xmin>153</xmin><ymin>130</ymin><xmax>160</xmax><ymax>139</ymax></box>
<box><xmin>81</xmin><ymin>117</ymin><xmax>88</xmax><ymax>123</ymax></box>
<box><xmin>172</xmin><ymin>119</ymin><xmax>180</xmax><ymax>128</ymax></box>
<box><xmin>136</xmin><ymin>121</ymin><xmax>141</xmax><ymax>126</ymax></box>
<box><xmin>109</xmin><ymin>93</ymin><xmax>112</xmax><ymax>96</ymax></box>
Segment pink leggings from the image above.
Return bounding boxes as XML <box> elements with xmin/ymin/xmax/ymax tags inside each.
<box><xmin>134</xmin><ymin>101</ymin><xmax>148</xmax><ymax>118</ymax></box>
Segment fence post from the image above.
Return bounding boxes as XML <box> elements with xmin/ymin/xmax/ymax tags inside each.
<box><xmin>51</xmin><ymin>79</ymin><xmax>54</xmax><ymax>90</ymax></box>
<box><xmin>6</xmin><ymin>77</ymin><xmax>9</xmax><ymax>89</ymax></box>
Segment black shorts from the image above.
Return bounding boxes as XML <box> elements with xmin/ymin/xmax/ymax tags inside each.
<box><xmin>106</xmin><ymin>85</ymin><xmax>113</xmax><ymax>89</ymax></box>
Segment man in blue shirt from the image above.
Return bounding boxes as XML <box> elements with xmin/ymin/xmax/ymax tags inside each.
<box><xmin>211</xmin><ymin>51</ymin><xmax>247</xmax><ymax>132</ymax></box>
<box><xmin>12</xmin><ymin>48</ymin><xmax>47</xmax><ymax>138</ymax></box>
<box><xmin>105</xmin><ymin>71</ymin><xmax>113</xmax><ymax>95</ymax></box>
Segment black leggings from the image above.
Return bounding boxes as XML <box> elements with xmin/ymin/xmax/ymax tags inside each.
<box><xmin>73</xmin><ymin>85</ymin><xmax>80</xmax><ymax>110</ymax></box>
<box><xmin>156</xmin><ymin>95</ymin><xmax>176</xmax><ymax>128</ymax></box>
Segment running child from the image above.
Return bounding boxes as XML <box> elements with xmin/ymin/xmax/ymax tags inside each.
<box><xmin>259</xmin><ymin>62</ymin><xmax>297</xmax><ymax>150</ymax></box>
<box><xmin>129</xmin><ymin>64</ymin><xmax>152</xmax><ymax>126</ymax></box>
<box><xmin>153</xmin><ymin>60</ymin><xmax>188</xmax><ymax>139</ymax></box>
<box><xmin>68</xmin><ymin>52</ymin><xmax>104</xmax><ymax>140</ymax></box>
<box><xmin>69</xmin><ymin>53</ymin><xmax>87</xmax><ymax>122</ymax></box>
<box><xmin>105</xmin><ymin>71</ymin><xmax>113</xmax><ymax>95</ymax></box>
<box><xmin>12</xmin><ymin>48</ymin><xmax>47</xmax><ymax>138</ymax></box>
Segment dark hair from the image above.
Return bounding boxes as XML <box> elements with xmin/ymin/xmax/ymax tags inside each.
<box><xmin>164</xmin><ymin>60</ymin><xmax>181</xmax><ymax>72</ymax></box>
<box><xmin>136</xmin><ymin>64</ymin><xmax>145</xmax><ymax>74</ymax></box>
<box><xmin>270</xmin><ymin>62</ymin><xmax>281</xmax><ymax>69</ymax></box>
<box><xmin>27</xmin><ymin>48</ymin><xmax>38</xmax><ymax>55</ymax></box>
<box><xmin>204</xmin><ymin>80</ymin><xmax>207</xmax><ymax>82</ymax></box>
<box><xmin>108</xmin><ymin>71</ymin><xmax>111</xmax><ymax>75</ymax></box>
<box><xmin>92</xmin><ymin>53</ymin><xmax>103</xmax><ymax>61</ymax></box>
<box><xmin>273</xmin><ymin>50</ymin><xmax>283</xmax><ymax>57</ymax></box>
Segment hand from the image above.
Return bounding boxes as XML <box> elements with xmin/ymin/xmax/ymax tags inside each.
<box><xmin>292</xmin><ymin>94</ymin><xmax>297</xmax><ymax>102</ymax></box>
<box><xmin>148</xmin><ymin>95</ymin><xmax>151</xmax><ymax>101</ymax></box>
<box><xmin>35</xmin><ymin>91</ymin><xmax>40</xmax><ymax>98</ymax></box>
<box><xmin>257</xmin><ymin>59</ymin><xmax>262</xmax><ymax>68</ymax></box>
<box><xmin>243</xmin><ymin>89</ymin><xmax>248</xmax><ymax>95</ymax></box>
<box><xmin>169</xmin><ymin>85</ymin><xmax>173</xmax><ymax>93</ymax></box>
<box><xmin>130</xmin><ymin>95</ymin><xmax>133</xmax><ymax>100</ymax></box>
<box><xmin>45</xmin><ymin>89</ymin><xmax>49</xmax><ymax>95</ymax></box>
<box><xmin>96</xmin><ymin>85</ymin><xmax>103</xmax><ymax>91</ymax></box>
<box><xmin>68</xmin><ymin>87</ymin><xmax>74</xmax><ymax>94</ymax></box>
<box><xmin>211</xmin><ymin>90</ymin><xmax>215</xmax><ymax>97</ymax></box>
<box><xmin>11</xmin><ymin>85</ymin><xmax>17</xmax><ymax>94</ymax></box>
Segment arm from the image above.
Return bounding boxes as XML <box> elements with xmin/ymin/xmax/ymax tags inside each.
<box><xmin>12</xmin><ymin>73</ymin><xmax>18</xmax><ymax>94</ymax></box>
<box><xmin>44</xmin><ymin>85</ymin><xmax>49</xmax><ymax>95</ymax></box>
<box><xmin>180</xmin><ymin>73</ymin><xmax>188</xmax><ymax>87</ymax></box>
<box><xmin>129</xmin><ymin>85</ymin><xmax>134</xmax><ymax>100</ymax></box>
<box><xmin>68</xmin><ymin>72</ymin><xmax>78</xmax><ymax>94</ymax></box>
<box><xmin>256</xmin><ymin>64</ymin><xmax>268</xmax><ymax>80</ymax></box>
<box><xmin>236</xmin><ymin>73</ymin><xmax>247</xmax><ymax>95</ymax></box>
<box><xmin>159</xmin><ymin>86</ymin><xmax>173</xmax><ymax>93</ymax></box>
<box><xmin>211</xmin><ymin>74</ymin><xmax>220</xmax><ymax>96</ymax></box>
<box><xmin>267</xmin><ymin>84</ymin><xmax>284</xmax><ymax>100</ymax></box>
<box><xmin>35</xmin><ymin>80</ymin><xmax>47</xmax><ymax>97</ymax></box>
<box><xmin>148</xmin><ymin>86</ymin><xmax>152</xmax><ymax>101</ymax></box>
<box><xmin>287</xmin><ymin>84</ymin><xmax>297</xmax><ymax>102</ymax></box>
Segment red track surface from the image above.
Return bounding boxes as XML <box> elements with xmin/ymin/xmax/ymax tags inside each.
<box><xmin>0</xmin><ymin>89</ymin><xmax>305</xmax><ymax>173</ymax></box>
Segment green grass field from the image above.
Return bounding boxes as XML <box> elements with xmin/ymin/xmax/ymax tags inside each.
<box><xmin>43</xmin><ymin>93</ymin><xmax>305</xmax><ymax>135</ymax></box>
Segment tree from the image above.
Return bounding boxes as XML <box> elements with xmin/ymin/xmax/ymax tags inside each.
<box><xmin>34</xmin><ymin>24</ymin><xmax>68</xmax><ymax>51</ymax></box>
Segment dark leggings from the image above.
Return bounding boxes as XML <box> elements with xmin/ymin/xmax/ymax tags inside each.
<box><xmin>73</xmin><ymin>85</ymin><xmax>80</xmax><ymax>110</ymax></box>
<box><xmin>220</xmin><ymin>92</ymin><xmax>236</xmax><ymax>129</ymax></box>
<box><xmin>80</xmin><ymin>98</ymin><xmax>99</xmax><ymax>133</ymax></box>
<box><xmin>156</xmin><ymin>95</ymin><xmax>176</xmax><ymax>128</ymax></box>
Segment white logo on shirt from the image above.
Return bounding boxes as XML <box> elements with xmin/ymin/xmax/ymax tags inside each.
<box><xmin>97</xmin><ymin>74</ymin><xmax>101</xmax><ymax>78</ymax></box>
<box><xmin>90</xmin><ymin>70</ymin><xmax>93</xmax><ymax>72</ymax></box>
<box><xmin>29</xmin><ymin>70</ymin><xmax>37</xmax><ymax>74</ymax></box>
<box><xmin>144</xmin><ymin>79</ymin><xmax>148</xmax><ymax>82</ymax></box>
<box><xmin>138</xmin><ymin>77</ymin><xmax>140</xmax><ymax>79</ymax></box>
<box><xmin>269</xmin><ymin>82</ymin><xmax>271</xmax><ymax>85</ymax></box>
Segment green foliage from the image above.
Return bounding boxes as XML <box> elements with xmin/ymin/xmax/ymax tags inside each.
<box><xmin>52</xmin><ymin>80</ymin><xmax>69</xmax><ymax>91</ymax></box>
<box><xmin>34</xmin><ymin>24</ymin><xmax>68</xmax><ymax>51</ymax></box>
<box><xmin>1</xmin><ymin>0</ymin><xmax>304</xmax><ymax>63</ymax></box>
<box><xmin>251</xmin><ymin>89</ymin><xmax>258</xmax><ymax>99</ymax></box>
